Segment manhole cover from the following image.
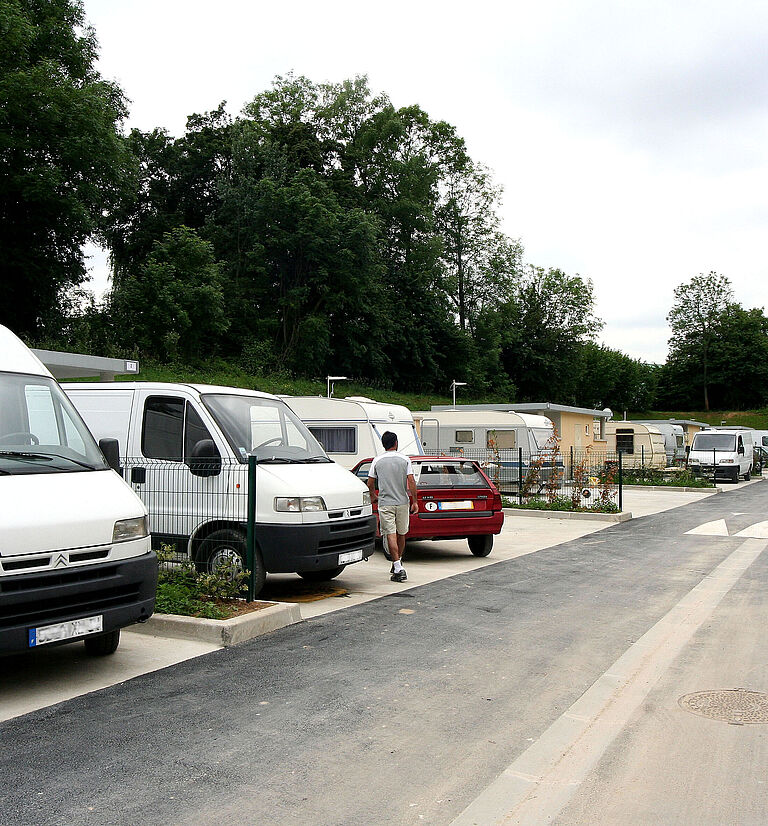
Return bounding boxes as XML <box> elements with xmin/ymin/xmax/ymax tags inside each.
<box><xmin>678</xmin><ymin>689</ymin><xmax>768</xmax><ymax>724</ymax></box>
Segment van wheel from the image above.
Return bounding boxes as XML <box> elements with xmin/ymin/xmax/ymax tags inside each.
<box><xmin>468</xmin><ymin>535</ymin><xmax>493</xmax><ymax>557</ymax></box>
<box><xmin>298</xmin><ymin>565</ymin><xmax>345</xmax><ymax>582</ymax></box>
<box><xmin>201</xmin><ymin>529</ymin><xmax>266</xmax><ymax>596</ymax></box>
<box><xmin>743</xmin><ymin>469</ymin><xmax>751</xmax><ymax>481</ymax></box>
<box><xmin>84</xmin><ymin>629</ymin><xmax>120</xmax><ymax>656</ymax></box>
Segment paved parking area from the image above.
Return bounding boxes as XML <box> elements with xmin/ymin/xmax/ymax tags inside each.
<box><xmin>1</xmin><ymin>480</ymin><xmax>758</xmax><ymax>721</ymax></box>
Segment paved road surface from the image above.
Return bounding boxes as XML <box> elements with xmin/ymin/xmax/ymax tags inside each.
<box><xmin>1</xmin><ymin>482</ymin><xmax>766</xmax><ymax>825</ymax></box>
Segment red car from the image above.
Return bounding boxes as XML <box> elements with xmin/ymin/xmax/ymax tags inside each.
<box><xmin>352</xmin><ymin>456</ymin><xmax>505</xmax><ymax>556</ymax></box>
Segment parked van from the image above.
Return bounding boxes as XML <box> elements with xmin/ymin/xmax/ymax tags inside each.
<box><xmin>688</xmin><ymin>428</ymin><xmax>753</xmax><ymax>482</ymax></box>
<box><xmin>285</xmin><ymin>396</ymin><xmax>423</xmax><ymax>470</ymax></box>
<box><xmin>415</xmin><ymin>409</ymin><xmax>556</xmax><ymax>456</ymax></box>
<box><xmin>0</xmin><ymin>326</ymin><xmax>156</xmax><ymax>656</ymax></box>
<box><xmin>631</xmin><ymin>420</ymin><xmax>687</xmax><ymax>464</ymax></box>
<box><xmin>64</xmin><ymin>383</ymin><xmax>376</xmax><ymax>591</ymax></box>
<box><xmin>604</xmin><ymin>422</ymin><xmax>667</xmax><ymax>469</ymax></box>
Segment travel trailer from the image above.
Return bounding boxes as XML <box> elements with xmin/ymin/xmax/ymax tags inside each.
<box><xmin>631</xmin><ymin>420</ymin><xmax>687</xmax><ymax>464</ymax></box>
<box><xmin>64</xmin><ymin>383</ymin><xmax>376</xmax><ymax>592</ymax></box>
<box><xmin>285</xmin><ymin>396</ymin><xmax>423</xmax><ymax>470</ymax></box>
<box><xmin>604</xmin><ymin>422</ymin><xmax>667</xmax><ymax>469</ymax></box>
<box><xmin>687</xmin><ymin>428</ymin><xmax>753</xmax><ymax>482</ymax></box>
<box><xmin>0</xmin><ymin>326</ymin><xmax>156</xmax><ymax>656</ymax></box>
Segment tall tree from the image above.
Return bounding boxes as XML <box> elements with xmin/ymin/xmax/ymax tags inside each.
<box><xmin>0</xmin><ymin>0</ymin><xmax>132</xmax><ymax>337</ymax></box>
<box><xmin>666</xmin><ymin>272</ymin><xmax>734</xmax><ymax>411</ymax></box>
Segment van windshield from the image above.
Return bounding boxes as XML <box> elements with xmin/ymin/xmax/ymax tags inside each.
<box><xmin>0</xmin><ymin>372</ymin><xmax>108</xmax><ymax>475</ymax></box>
<box><xmin>692</xmin><ymin>433</ymin><xmax>736</xmax><ymax>451</ymax></box>
<box><xmin>202</xmin><ymin>394</ymin><xmax>330</xmax><ymax>463</ymax></box>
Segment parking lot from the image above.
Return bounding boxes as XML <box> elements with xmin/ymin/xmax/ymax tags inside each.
<box><xmin>1</xmin><ymin>480</ymin><xmax>757</xmax><ymax>722</ymax></box>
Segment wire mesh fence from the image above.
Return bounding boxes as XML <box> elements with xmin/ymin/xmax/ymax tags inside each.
<box><xmin>442</xmin><ymin>446</ymin><xmax>624</xmax><ymax>510</ymax></box>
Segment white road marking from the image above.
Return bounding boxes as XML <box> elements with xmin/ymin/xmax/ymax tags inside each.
<box><xmin>450</xmin><ymin>537</ymin><xmax>767</xmax><ymax>826</ymax></box>
<box><xmin>685</xmin><ymin>519</ymin><xmax>730</xmax><ymax>536</ymax></box>
<box><xmin>733</xmin><ymin>520</ymin><xmax>768</xmax><ymax>538</ymax></box>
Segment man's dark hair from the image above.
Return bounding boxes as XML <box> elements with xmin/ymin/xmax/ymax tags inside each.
<box><xmin>381</xmin><ymin>431</ymin><xmax>398</xmax><ymax>450</ymax></box>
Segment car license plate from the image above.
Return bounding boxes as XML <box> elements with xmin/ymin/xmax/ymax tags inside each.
<box><xmin>338</xmin><ymin>549</ymin><xmax>363</xmax><ymax>565</ymax></box>
<box><xmin>29</xmin><ymin>615</ymin><xmax>103</xmax><ymax>647</ymax></box>
<box><xmin>438</xmin><ymin>500</ymin><xmax>474</xmax><ymax>510</ymax></box>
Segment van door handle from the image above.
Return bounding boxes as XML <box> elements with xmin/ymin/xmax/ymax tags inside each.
<box><xmin>131</xmin><ymin>467</ymin><xmax>146</xmax><ymax>484</ymax></box>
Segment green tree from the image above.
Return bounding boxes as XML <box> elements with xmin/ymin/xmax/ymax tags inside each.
<box><xmin>666</xmin><ymin>272</ymin><xmax>734</xmax><ymax>411</ymax></box>
<box><xmin>0</xmin><ymin>0</ymin><xmax>132</xmax><ymax>337</ymax></box>
<box><xmin>110</xmin><ymin>227</ymin><xmax>228</xmax><ymax>361</ymax></box>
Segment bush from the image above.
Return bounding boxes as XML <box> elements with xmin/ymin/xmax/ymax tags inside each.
<box><xmin>502</xmin><ymin>495</ymin><xmax>620</xmax><ymax>513</ymax></box>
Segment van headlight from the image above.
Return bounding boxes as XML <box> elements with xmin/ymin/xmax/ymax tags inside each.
<box><xmin>362</xmin><ymin>491</ymin><xmax>371</xmax><ymax>506</ymax></box>
<box><xmin>274</xmin><ymin>496</ymin><xmax>327</xmax><ymax>512</ymax></box>
<box><xmin>113</xmin><ymin>516</ymin><xmax>148</xmax><ymax>543</ymax></box>
<box><xmin>718</xmin><ymin>458</ymin><xmax>734</xmax><ymax>464</ymax></box>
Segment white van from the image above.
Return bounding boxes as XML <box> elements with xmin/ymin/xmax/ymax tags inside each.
<box><xmin>604</xmin><ymin>422</ymin><xmax>667</xmax><ymax>469</ymax></box>
<box><xmin>64</xmin><ymin>383</ymin><xmax>376</xmax><ymax>591</ymax></box>
<box><xmin>0</xmin><ymin>326</ymin><xmax>156</xmax><ymax>656</ymax></box>
<box><xmin>286</xmin><ymin>396</ymin><xmax>423</xmax><ymax>469</ymax></box>
<box><xmin>688</xmin><ymin>428</ymin><xmax>753</xmax><ymax>482</ymax></box>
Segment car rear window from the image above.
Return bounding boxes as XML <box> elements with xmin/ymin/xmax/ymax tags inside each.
<box><xmin>414</xmin><ymin>461</ymin><xmax>488</xmax><ymax>488</ymax></box>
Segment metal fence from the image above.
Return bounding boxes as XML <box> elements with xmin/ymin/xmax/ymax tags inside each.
<box><xmin>445</xmin><ymin>447</ymin><xmax>624</xmax><ymax>511</ymax></box>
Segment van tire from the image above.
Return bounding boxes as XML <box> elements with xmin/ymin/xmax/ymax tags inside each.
<box><xmin>201</xmin><ymin>529</ymin><xmax>266</xmax><ymax>595</ymax></box>
<box><xmin>468</xmin><ymin>535</ymin><xmax>493</xmax><ymax>556</ymax></box>
<box><xmin>743</xmin><ymin>469</ymin><xmax>751</xmax><ymax>481</ymax></box>
<box><xmin>298</xmin><ymin>565</ymin><xmax>345</xmax><ymax>582</ymax></box>
<box><xmin>84</xmin><ymin>629</ymin><xmax>120</xmax><ymax>656</ymax></box>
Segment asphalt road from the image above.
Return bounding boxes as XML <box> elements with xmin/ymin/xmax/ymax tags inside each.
<box><xmin>2</xmin><ymin>483</ymin><xmax>767</xmax><ymax>826</ymax></box>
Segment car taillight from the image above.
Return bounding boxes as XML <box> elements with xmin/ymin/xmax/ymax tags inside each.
<box><xmin>491</xmin><ymin>491</ymin><xmax>503</xmax><ymax>510</ymax></box>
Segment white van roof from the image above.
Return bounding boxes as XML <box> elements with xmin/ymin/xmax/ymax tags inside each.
<box><xmin>285</xmin><ymin>396</ymin><xmax>416</xmax><ymax>424</ymax></box>
<box><xmin>64</xmin><ymin>381</ymin><xmax>282</xmax><ymax>402</ymax></box>
<box><xmin>0</xmin><ymin>325</ymin><xmax>52</xmax><ymax>378</ymax></box>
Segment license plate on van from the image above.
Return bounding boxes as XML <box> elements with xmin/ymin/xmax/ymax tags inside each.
<box><xmin>338</xmin><ymin>549</ymin><xmax>363</xmax><ymax>565</ymax></box>
<box><xmin>29</xmin><ymin>615</ymin><xmax>103</xmax><ymax>647</ymax></box>
<box><xmin>438</xmin><ymin>500</ymin><xmax>474</xmax><ymax>510</ymax></box>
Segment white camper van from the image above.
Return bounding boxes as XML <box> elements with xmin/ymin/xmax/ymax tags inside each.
<box><xmin>688</xmin><ymin>428</ymin><xmax>753</xmax><ymax>482</ymax></box>
<box><xmin>604</xmin><ymin>422</ymin><xmax>667</xmax><ymax>469</ymax></box>
<box><xmin>64</xmin><ymin>383</ymin><xmax>376</xmax><ymax>591</ymax></box>
<box><xmin>631</xmin><ymin>420</ymin><xmax>687</xmax><ymax>464</ymax></box>
<box><xmin>286</xmin><ymin>396</ymin><xmax>423</xmax><ymax>470</ymax></box>
<box><xmin>0</xmin><ymin>326</ymin><xmax>156</xmax><ymax>656</ymax></box>
<box><xmin>416</xmin><ymin>409</ymin><xmax>556</xmax><ymax>456</ymax></box>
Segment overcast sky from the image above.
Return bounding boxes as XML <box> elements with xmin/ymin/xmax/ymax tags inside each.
<box><xmin>82</xmin><ymin>0</ymin><xmax>768</xmax><ymax>364</ymax></box>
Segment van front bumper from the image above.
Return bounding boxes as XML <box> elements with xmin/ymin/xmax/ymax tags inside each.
<box><xmin>255</xmin><ymin>516</ymin><xmax>376</xmax><ymax>573</ymax></box>
<box><xmin>0</xmin><ymin>552</ymin><xmax>157</xmax><ymax>655</ymax></box>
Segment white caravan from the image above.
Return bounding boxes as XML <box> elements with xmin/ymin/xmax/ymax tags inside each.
<box><xmin>285</xmin><ymin>396</ymin><xmax>423</xmax><ymax>469</ymax></box>
<box><xmin>604</xmin><ymin>422</ymin><xmax>668</xmax><ymax>469</ymax></box>
<box><xmin>631</xmin><ymin>420</ymin><xmax>687</xmax><ymax>464</ymax></box>
<box><xmin>415</xmin><ymin>409</ymin><xmax>556</xmax><ymax>456</ymax></box>
<box><xmin>688</xmin><ymin>428</ymin><xmax>753</xmax><ymax>482</ymax></box>
<box><xmin>64</xmin><ymin>383</ymin><xmax>375</xmax><ymax>592</ymax></box>
<box><xmin>0</xmin><ymin>326</ymin><xmax>155</xmax><ymax>656</ymax></box>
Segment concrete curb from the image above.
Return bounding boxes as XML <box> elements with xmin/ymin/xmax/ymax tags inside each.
<box><xmin>129</xmin><ymin>601</ymin><xmax>302</xmax><ymax>646</ymax></box>
<box><xmin>621</xmin><ymin>484</ymin><xmax>722</xmax><ymax>493</ymax></box>
<box><xmin>503</xmin><ymin>507</ymin><xmax>632</xmax><ymax>523</ymax></box>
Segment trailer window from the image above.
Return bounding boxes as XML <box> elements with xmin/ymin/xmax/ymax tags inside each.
<box><xmin>309</xmin><ymin>426</ymin><xmax>356</xmax><ymax>454</ymax></box>
<box><xmin>488</xmin><ymin>430</ymin><xmax>515</xmax><ymax>449</ymax></box>
<box><xmin>615</xmin><ymin>428</ymin><xmax>634</xmax><ymax>454</ymax></box>
<box><xmin>455</xmin><ymin>430</ymin><xmax>474</xmax><ymax>444</ymax></box>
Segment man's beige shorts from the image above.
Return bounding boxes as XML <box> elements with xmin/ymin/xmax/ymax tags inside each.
<box><xmin>378</xmin><ymin>504</ymin><xmax>410</xmax><ymax>536</ymax></box>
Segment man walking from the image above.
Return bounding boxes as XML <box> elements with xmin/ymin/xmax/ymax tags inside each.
<box><xmin>367</xmin><ymin>431</ymin><xmax>418</xmax><ymax>582</ymax></box>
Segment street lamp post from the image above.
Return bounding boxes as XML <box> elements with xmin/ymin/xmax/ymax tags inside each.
<box><xmin>327</xmin><ymin>376</ymin><xmax>348</xmax><ymax>398</ymax></box>
<box><xmin>450</xmin><ymin>380</ymin><xmax>467</xmax><ymax>408</ymax></box>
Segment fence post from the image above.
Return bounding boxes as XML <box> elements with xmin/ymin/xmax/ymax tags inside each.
<box><xmin>246</xmin><ymin>455</ymin><xmax>257</xmax><ymax>602</ymax></box>
<box><xmin>570</xmin><ymin>445</ymin><xmax>574</xmax><ymax>481</ymax></box>
<box><xmin>518</xmin><ymin>446</ymin><xmax>523</xmax><ymax>505</ymax></box>
<box><xmin>618</xmin><ymin>450</ymin><xmax>623</xmax><ymax>512</ymax></box>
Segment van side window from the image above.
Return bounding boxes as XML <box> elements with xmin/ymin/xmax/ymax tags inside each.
<box><xmin>616</xmin><ymin>428</ymin><xmax>634</xmax><ymax>454</ymax></box>
<box><xmin>143</xmin><ymin>397</ymin><xmax>184</xmax><ymax>459</ymax></box>
<box><xmin>309</xmin><ymin>426</ymin><xmax>356</xmax><ymax>453</ymax></box>
<box><xmin>489</xmin><ymin>430</ymin><xmax>515</xmax><ymax>449</ymax></box>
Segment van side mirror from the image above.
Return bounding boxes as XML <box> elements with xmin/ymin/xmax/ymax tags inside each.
<box><xmin>685</xmin><ymin>445</ymin><xmax>690</xmax><ymax>454</ymax></box>
<box><xmin>99</xmin><ymin>438</ymin><xmax>121</xmax><ymax>474</ymax></box>
<box><xmin>188</xmin><ymin>439</ymin><xmax>222</xmax><ymax>478</ymax></box>
<box><xmin>738</xmin><ymin>445</ymin><xmax>745</xmax><ymax>456</ymax></box>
